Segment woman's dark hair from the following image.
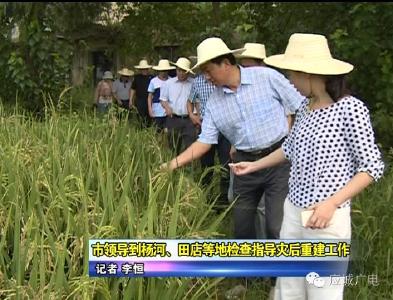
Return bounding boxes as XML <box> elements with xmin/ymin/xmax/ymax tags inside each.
<box><xmin>210</xmin><ymin>53</ymin><xmax>237</xmax><ymax>66</ymax></box>
<box><xmin>325</xmin><ymin>75</ymin><xmax>351</xmax><ymax>102</ymax></box>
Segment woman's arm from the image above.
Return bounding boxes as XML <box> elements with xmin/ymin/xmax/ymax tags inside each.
<box><xmin>307</xmin><ymin>97</ymin><xmax>385</xmax><ymax>229</ymax></box>
<box><xmin>306</xmin><ymin>172</ymin><xmax>374</xmax><ymax>229</ymax></box>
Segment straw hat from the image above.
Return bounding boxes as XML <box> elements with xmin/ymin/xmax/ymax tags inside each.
<box><xmin>264</xmin><ymin>33</ymin><xmax>353</xmax><ymax>75</ymax></box>
<box><xmin>152</xmin><ymin>59</ymin><xmax>176</xmax><ymax>71</ymax></box>
<box><xmin>236</xmin><ymin>43</ymin><xmax>266</xmax><ymax>60</ymax></box>
<box><xmin>118</xmin><ymin>68</ymin><xmax>134</xmax><ymax>76</ymax></box>
<box><xmin>134</xmin><ymin>59</ymin><xmax>152</xmax><ymax>69</ymax></box>
<box><xmin>170</xmin><ymin>57</ymin><xmax>194</xmax><ymax>74</ymax></box>
<box><xmin>188</xmin><ymin>55</ymin><xmax>198</xmax><ymax>61</ymax></box>
<box><xmin>192</xmin><ymin>37</ymin><xmax>245</xmax><ymax>70</ymax></box>
<box><xmin>102</xmin><ymin>71</ymin><xmax>113</xmax><ymax>80</ymax></box>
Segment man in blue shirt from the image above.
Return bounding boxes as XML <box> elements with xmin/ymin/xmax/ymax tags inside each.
<box><xmin>187</xmin><ymin>72</ymin><xmax>231</xmax><ymax>211</ymax></box>
<box><xmin>162</xmin><ymin>37</ymin><xmax>304</xmax><ymax>240</ymax></box>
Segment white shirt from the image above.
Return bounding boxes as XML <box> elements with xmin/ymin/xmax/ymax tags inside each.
<box><xmin>148</xmin><ymin>76</ymin><xmax>167</xmax><ymax>117</ymax></box>
<box><xmin>113</xmin><ymin>78</ymin><xmax>132</xmax><ymax>100</ymax></box>
<box><xmin>160</xmin><ymin>76</ymin><xmax>193</xmax><ymax>116</ymax></box>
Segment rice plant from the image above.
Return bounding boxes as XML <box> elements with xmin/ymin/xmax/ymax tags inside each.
<box><xmin>0</xmin><ymin>103</ymin><xmax>227</xmax><ymax>299</ymax></box>
<box><xmin>0</xmin><ymin>99</ymin><xmax>391</xmax><ymax>299</ymax></box>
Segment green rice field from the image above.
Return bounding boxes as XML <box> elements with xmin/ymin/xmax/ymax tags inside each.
<box><xmin>0</xmin><ymin>105</ymin><xmax>391</xmax><ymax>299</ymax></box>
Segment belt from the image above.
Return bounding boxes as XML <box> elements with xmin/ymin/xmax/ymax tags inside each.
<box><xmin>172</xmin><ymin>114</ymin><xmax>189</xmax><ymax>119</ymax></box>
<box><xmin>237</xmin><ymin>136</ymin><xmax>286</xmax><ymax>157</ymax></box>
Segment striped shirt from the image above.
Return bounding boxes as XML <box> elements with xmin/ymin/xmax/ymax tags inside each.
<box><xmin>198</xmin><ymin>66</ymin><xmax>305</xmax><ymax>150</ymax></box>
<box><xmin>188</xmin><ymin>74</ymin><xmax>215</xmax><ymax>118</ymax></box>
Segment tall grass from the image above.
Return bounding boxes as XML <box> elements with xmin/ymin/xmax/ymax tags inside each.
<box><xmin>0</xmin><ymin>101</ymin><xmax>391</xmax><ymax>299</ymax></box>
<box><xmin>344</xmin><ymin>166</ymin><xmax>393</xmax><ymax>299</ymax></box>
<box><xmin>0</xmin><ymin>104</ymin><xmax>227</xmax><ymax>299</ymax></box>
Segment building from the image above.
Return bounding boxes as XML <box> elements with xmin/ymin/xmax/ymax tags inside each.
<box><xmin>70</xmin><ymin>23</ymin><xmax>124</xmax><ymax>87</ymax></box>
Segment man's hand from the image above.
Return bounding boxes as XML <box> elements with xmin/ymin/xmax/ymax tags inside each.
<box><xmin>160</xmin><ymin>159</ymin><xmax>178</xmax><ymax>171</ymax></box>
<box><xmin>165</xmin><ymin>107</ymin><xmax>173</xmax><ymax>118</ymax></box>
<box><xmin>159</xmin><ymin>162</ymin><xmax>169</xmax><ymax>170</ymax></box>
<box><xmin>189</xmin><ymin>114</ymin><xmax>201</xmax><ymax>126</ymax></box>
<box><xmin>229</xmin><ymin>145</ymin><xmax>236</xmax><ymax>161</ymax></box>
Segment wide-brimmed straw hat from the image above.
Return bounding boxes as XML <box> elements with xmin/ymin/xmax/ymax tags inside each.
<box><xmin>118</xmin><ymin>68</ymin><xmax>134</xmax><ymax>76</ymax></box>
<box><xmin>170</xmin><ymin>57</ymin><xmax>194</xmax><ymax>74</ymax></box>
<box><xmin>134</xmin><ymin>59</ymin><xmax>152</xmax><ymax>69</ymax></box>
<box><xmin>264</xmin><ymin>33</ymin><xmax>353</xmax><ymax>75</ymax></box>
<box><xmin>152</xmin><ymin>59</ymin><xmax>176</xmax><ymax>71</ymax></box>
<box><xmin>236</xmin><ymin>43</ymin><xmax>266</xmax><ymax>60</ymax></box>
<box><xmin>192</xmin><ymin>37</ymin><xmax>245</xmax><ymax>70</ymax></box>
<box><xmin>102</xmin><ymin>71</ymin><xmax>113</xmax><ymax>80</ymax></box>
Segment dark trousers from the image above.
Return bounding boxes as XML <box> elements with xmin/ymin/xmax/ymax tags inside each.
<box><xmin>136</xmin><ymin>98</ymin><xmax>151</xmax><ymax>127</ymax></box>
<box><xmin>200</xmin><ymin>133</ymin><xmax>231</xmax><ymax>206</ymax></box>
<box><xmin>120</xmin><ymin>99</ymin><xmax>130</xmax><ymax>109</ymax></box>
<box><xmin>153</xmin><ymin>117</ymin><xmax>166</xmax><ymax>133</ymax></box>
<box><xmin>233</xmin><ymin>151</ymin><xmax>290</xmax><ymax>239</ymax></box>
<box><xmin>166</xmin><ymin>116</ymin><xmax>197</xmax><ymax>155</ymax></box>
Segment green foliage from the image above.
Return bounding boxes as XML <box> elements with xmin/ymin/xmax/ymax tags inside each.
<box><xmin>0</xmin><ymin>3</ymin><xmax>392</xmax><ymax>298</ymax></box>
<box><xmin>329</xmin><ymin>3</ymin><xmax>393</xmax><ymax>149</ymax></box>
<box><xmin>118</xmin><ymin>3</ymin><xmax>257</xmax><ymax>61</ymax></box>
<box><xmin>2</xmin><ymin>2</ymin><xmax>393</xmax><ymax>150</ymax></box>
<box><xmin>0</xmin><ymin>104</ymin><xmax>227</xmax><ymax>298</ymax></box>
<box><xmin>244</xmin><ymin>3</ymin><xmax>353</xmax><ymax>55</ymax></box>
<box><xmin>240</xmin><ymin>2</ymin><xmax>393</xmax><ymax>149</ymax></box>
<box><xmin>345</xmin><ymin>166</ymin><xmax>393</xmax><ymax>298</ymax></box>
<box><xmin>0</xmin><ymin>3</ymin><xmax>72</xmax><ymax>113</ymax></box>
<box><xmin>119</xmin><ymin>3</ymin><xmax>206</xmax><ymax>60</ymax></box>
<box><xmin>46</xmin><ymin>2</ymin><xmax>112</xmax><ymax>35</ymax></box>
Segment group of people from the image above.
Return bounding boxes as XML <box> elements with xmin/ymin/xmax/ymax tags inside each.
<box><xmin>94</xmin><ymin>58</ymin><xmax>198</xmax><ymax>155</ymax></box>
<box><xmin>94</xmin><ymin>62</ymin><xmax>152</xmax><ymax>122</ymax></box>
<box><xmin>94</xmin><ymin>33</ymin><xmax>384</xmax><ymax>299</ymax></box>
<box><xmin>160</xmin><ymin>34</ymin><xmax>385</xmax><ymax>300</ymax></box>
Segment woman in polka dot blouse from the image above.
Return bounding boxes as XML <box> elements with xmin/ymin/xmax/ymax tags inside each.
<box><xmin>230</xmin><ymin>33</ymin><xmax>384</xmax><ymax>300</ymax></box>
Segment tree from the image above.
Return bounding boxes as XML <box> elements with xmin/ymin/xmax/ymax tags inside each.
<box><xmin>329</xmin><ymin>3</ymin><xmax>393</xmax><ymax>149</ymax></box>
<box><xmin>0</xmin><ymin>3</ymin><xmax>111</xmax><ymax>112</ymax></box>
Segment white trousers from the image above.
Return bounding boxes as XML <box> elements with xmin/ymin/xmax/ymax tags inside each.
<box><xmin>274</xmin><ymin>198</ymin><xmax>351</xmax><ymax>300</ymax></box>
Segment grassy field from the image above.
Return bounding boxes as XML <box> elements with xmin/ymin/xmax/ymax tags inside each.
<box><xmin>0</xmin><ymin>104</ymin><xmax>391</xmax><ymax>299</ymax></box>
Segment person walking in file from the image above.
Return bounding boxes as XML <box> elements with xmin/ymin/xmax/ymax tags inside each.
<box><xmin>130</xmin><ymin>59</ymin><xmax>154</xmax><ymax>127</ymax></box>
<box><xmin>113</xmin><ymin>68</ymin><xmax>134</xmax><ymax>109</ymax></box>
<box><xmin>160</xmin><ymin>57</ymin><xmax>196</xmax><ymax>155</ymax></box>
<box><xmin>94</xmin><ymin>70</ymin><xmax>114</xmax><ymax>113</ymax></box>
<box><xmin>147</xmin><ymin>59</ymin><xmax>175</xmax><ymax>132</ymax></box>
<box><xmin>232</xmin><ymin>42</ymin><xmax>270</xmax><ymax>238</ymax></box>
<box><xmin>187</xmin><ymin>71</ymin><xmax>231</xmax><ymax>211</ymax></box>
<box><xmin>161</xmin><ymin>37</ymin><xmax>304</xmax><ymax>242</ymax></box>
